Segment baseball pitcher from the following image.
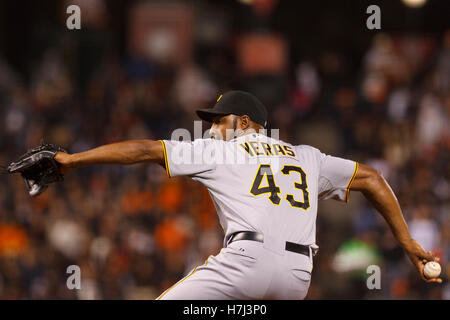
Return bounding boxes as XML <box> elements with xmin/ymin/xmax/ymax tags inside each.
<box><xmin>7</xmin><ymin>90</ymin><xmax>442</xmax><ymax>299</ymax></box>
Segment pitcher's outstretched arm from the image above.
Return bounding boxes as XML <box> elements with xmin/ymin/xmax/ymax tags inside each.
<box><xmin>54</xmin><ymin>139</ymin><xmax>165</xmax><ymax>174</ymax></box>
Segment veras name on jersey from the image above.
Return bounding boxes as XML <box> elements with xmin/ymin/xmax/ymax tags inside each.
<box><xmin>239</xmin><ymin>141</ymin><xmax>296</xmax><ymax>157</ymax></box>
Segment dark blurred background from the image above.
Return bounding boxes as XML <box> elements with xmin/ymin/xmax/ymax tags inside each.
<box><xmin>0</xmin><ymin>0</ymin><xmax>448</xmax><ymax>299</ymax></box>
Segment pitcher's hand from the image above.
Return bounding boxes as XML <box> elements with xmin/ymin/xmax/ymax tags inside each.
<box><xmin>404</xmin><ymin>239</ymin><xmax>442</xmax><ymax>283</ymax></box>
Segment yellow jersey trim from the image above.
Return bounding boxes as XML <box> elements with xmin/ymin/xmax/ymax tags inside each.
<box><xmin>159</xmin><ymin>140</ymin><xmax>171</xmax><ymax>178</ymax></box>
<box><xmin>345</xmin><ymin>162</ymin><xmax>359</xmax><ymax>203</ymax></box>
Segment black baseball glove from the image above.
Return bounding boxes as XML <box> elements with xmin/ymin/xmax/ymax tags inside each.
<box><xmin>6</xmin><ymin>142</ymin><xmax>67</xmax><ymax>197</ymax></box>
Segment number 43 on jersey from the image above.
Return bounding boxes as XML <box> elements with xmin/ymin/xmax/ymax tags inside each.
<box><xmin>250</xmin><ymin>164</ymin><xmax>310</xmax><ymax>211</ymax></box>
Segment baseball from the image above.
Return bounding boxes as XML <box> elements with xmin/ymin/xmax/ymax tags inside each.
<box><xmin>423</xmin><ymin>261</ymin><xmax>441</xmax><ymax>279</ymax></box>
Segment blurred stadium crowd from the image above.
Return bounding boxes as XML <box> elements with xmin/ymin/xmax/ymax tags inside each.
<box><xmin>0</xmin><ymin>1</ymin><xmax>449</xmax><ymax>299</ymax></box>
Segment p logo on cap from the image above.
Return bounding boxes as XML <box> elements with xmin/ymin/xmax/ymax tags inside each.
<box><xmin>196</xmin><ymin>90</ymin><xmax>268</xmax><ymax>128</ymax></box>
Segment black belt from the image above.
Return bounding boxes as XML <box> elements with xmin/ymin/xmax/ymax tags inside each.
<box><xmin>227</xmin><ymin>231</ymin><xmax>311</xmax><ymax>257</ymax></box>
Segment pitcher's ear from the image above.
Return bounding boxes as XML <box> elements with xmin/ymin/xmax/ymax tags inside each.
<box><xmin>239</xmin><ymin>115</ymin><xmax>250</xmax><ymax>130</ymax></box>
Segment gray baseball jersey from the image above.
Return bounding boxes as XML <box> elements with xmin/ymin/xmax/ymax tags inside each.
<box><xmin>157</xmin><ymin>133</ymin><xmax>358</xmax><ymax>300</ymax></box>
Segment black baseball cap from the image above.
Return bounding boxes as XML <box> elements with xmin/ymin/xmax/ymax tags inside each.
<box><xmin>196</xmin><ymin>90</ymin><xmax>268</xmax><ymax>127</ymax></box>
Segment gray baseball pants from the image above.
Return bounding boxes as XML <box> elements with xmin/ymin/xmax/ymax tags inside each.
<box><xmin>156</xmin><ymin>235</ymin><xmax>313</xmax><ymax>300</ymax></box>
